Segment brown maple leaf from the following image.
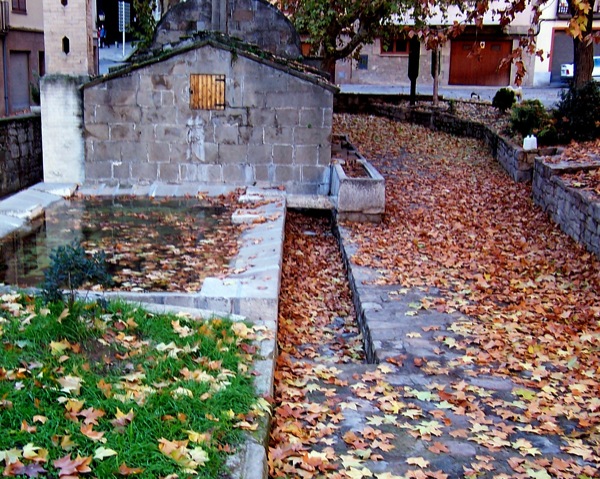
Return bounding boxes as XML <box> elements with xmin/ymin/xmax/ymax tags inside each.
<box><xmin>428</xmin><ymin>442</ymin><xmax>450</xmax><ymax>454</ymax></box>
<box><xmin>78</xmin><ymin>407</ymin><xmax>105</xmax><ymax>425</ymax></box>
<box><xmin>80</xmin><ymin>423</ymin><xmax>105</xmax><ymax>442</ymax></box>
<box><xmin>53</xmin><ymin>454</ymin><xmax>92</xmax><ymax>476</ymax></box>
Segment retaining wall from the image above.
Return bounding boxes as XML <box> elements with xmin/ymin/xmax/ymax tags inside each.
<box><xmin>0</xmin><ymin>114</ymin><xmax>43</xmax><ymax>199</ymax></box>
<box><xmin>533</xmin><ymin>158</ymin><xmax>600</xmax><ymax>257</ymax></box>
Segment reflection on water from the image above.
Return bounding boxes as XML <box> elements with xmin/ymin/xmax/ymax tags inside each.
<box><xmin>0</xmin><ymin>197</ymin><xmax>234</xmax><ymax>291</ymax></box>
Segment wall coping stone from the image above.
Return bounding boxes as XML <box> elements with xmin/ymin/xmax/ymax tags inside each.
<box><xmin>83</xmin><ymin>34</ymin><xmax>338</xmax><ymax>95</ymax></box>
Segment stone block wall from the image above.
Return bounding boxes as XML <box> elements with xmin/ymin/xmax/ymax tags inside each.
<box><xmin>0</xmin><ymin>114</ymin><xmax>43</xmax><ymax>199</ymax></box>
<box><xmin>83</xmin><ymin>44</ymin><xmax>334</xmax><ymax>194</ymax></box>
<box><xmin>533</xmin><ymin>159</ymin><xmax>600</xmax><ymax>257</ymax></box>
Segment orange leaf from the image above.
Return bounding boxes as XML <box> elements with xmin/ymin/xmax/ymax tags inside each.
<box><xmin>118</xmin><ymin>463</ymin><xmax>145</xmax><ymax>475</ymax></box>
<box><xmin>428</xmin><ymin>442</ymin><xmax>449</xmax><ymax>454</ymax></box>
<box><xmin>80</xmin><ymin>423</ymin><xmax>105</xmax><ymax>442</ymax></box>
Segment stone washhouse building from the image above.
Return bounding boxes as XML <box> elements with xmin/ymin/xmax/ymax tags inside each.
<box><xmin>41</xmin><ymin>0</ymin><xmax>337</xmax><ymax>196</ymax></box>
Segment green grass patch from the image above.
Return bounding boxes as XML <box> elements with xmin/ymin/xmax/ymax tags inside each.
<box><xmin>0</xmin><ymin>293</ymin><xmax>267</xmax><ymax>478</ymax></box>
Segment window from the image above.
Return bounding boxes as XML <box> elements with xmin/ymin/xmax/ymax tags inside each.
<box><xmin>189</xmin><ymin>74</ymin><xmax>225</xmax><ymax>110</ymax></box>
<box><xmin>381</xmin><ymin>37</ymin><xmax>409</xmax><ymax>55</ymax></box>
<box><xmin>62</xmin><ymin>37</ymin><xmax>70</xmax><ymax>54</ymax></box>
<box><xmin>11</xmin><ymin>0</ymin><xmax>26</xmax><ymax>13</ymax></box>
<box><xmin>357</xmin><ymin>55</ymin><xmax>368</xmax><ymax>70</ymax></box>
<box><xmin>557</xmin><ymin>0</ymin><xmax>568</xmax><ymax>14</ymax></box>
<box><xmin>38</xmin><ymin>51</ymin><xmax>45</xmax><ymax>76</ymax></box>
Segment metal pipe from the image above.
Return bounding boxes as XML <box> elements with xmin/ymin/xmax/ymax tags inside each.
<box><xmin>2</xmin><ymin>36</ymin><xmax>8</xmax><ymax>115</ymax></box>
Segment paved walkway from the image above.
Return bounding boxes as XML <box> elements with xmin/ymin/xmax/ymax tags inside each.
<box><xmin>330</xmin><ymin>225</ymin><xmax>558</xmax><ymax>477</ymax></box>
<box><xmin>99</xmin><ymin>41</ymin><xmax>136</xmax><ymax>75</ymax></box>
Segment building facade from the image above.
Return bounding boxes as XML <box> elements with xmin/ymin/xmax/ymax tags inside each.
<box><xmin>0</xmin><ymin>0</ymin><xmax>45</xmax><ymax>116</ymax></box>
<box><xmin>533</xmin><ymin>0</ymin><xmax>600</xmax><ymax>85</ymax></box>
<box><xmin>333</xmin><ymin>0</ymin><xmax>600</xmax><ymax>88</ymax></box>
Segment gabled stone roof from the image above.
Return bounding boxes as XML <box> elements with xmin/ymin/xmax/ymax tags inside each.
<box><xmin>83</xmin><ymin>32</ymin><xmax>337</xmax><ymax>93</ymax></box>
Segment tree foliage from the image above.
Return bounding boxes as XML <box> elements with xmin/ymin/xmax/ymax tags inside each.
<box><xmin>282</xmin><ymin>0</ymin><xmax>403</xmax><ymax>76</ymax></box>
<box><xmin>555</xmin><ymin>80</ymin><xmax>600</xmax><ymax>141</ymax></box>
<box><xmin>132</xmin><ymin>0</ymin><xmax>157</xmax><ymax>50</ymax></box>
<box><xmin>41</xmin><ymin>242</ymin><xmax>112</xmax><ymax>305</ymax></box>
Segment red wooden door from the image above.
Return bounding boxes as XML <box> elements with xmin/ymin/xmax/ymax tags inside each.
<box><xmin>449</xmin><ymin>40</ymin><xmax>512</xmax><ymax>86</ymax></box>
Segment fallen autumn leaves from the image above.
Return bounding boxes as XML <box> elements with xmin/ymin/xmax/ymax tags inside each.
<box><xmin>269</xmin><ymin>114</ymin><xmax>600</xmax><ymax>478</ymax></box>
<box><xmin>0</xmin><ymin>296</ymin><xmax>267</xmax><ymax>478</ymax></box>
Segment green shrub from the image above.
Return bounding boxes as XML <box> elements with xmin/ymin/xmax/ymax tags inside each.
<box><xmin>41</xmin><ymin>242</ymin><xmax>112</xmax><ymax>305</ymax></box>
<box><xmin>537</xmin><ymin>124</ymin><xmax>559</xmax><ymax>147</ymax></box>
<box><xmin>554</xmin><ymin>81</ymin><xmax>600</xmax><ymax>142</ymax></box>
<box><xmin>510</xmin><ymin>99</ymin><xmax>551</xmax><ymax>137</ymax></box>
<box><xmin>448</xmin><ymin>99</ymin><xmax>456</xmax><ymax>115</ymax></box>
<box><xmin>492</xmin><ymin>88</ymin><xmax>516</xmax><ymax>113</ymax></box>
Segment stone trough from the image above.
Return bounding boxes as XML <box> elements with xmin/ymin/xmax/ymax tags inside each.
<box><xmin>330</xmin><ymin>134</ymin><xmax>385</xmax><ymax>222</ymax></box>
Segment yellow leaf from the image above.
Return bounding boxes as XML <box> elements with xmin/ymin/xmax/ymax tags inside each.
<box><xmin>235</xmin><ymin>421</ymin><xmax>258</xmax><ymax>431</ymax></box>
<box><xmin>406</xmin><ymin>457</ymin><xmax>430</xmax><ymax>468</ymax></box>
<box><xmin>340</xmin><ymin>454</ymin><xmax>364</xmax><ymax>469</ymax></box>
<box><xmin>22</xmin><ymin>443</ymin><xmax>46</xmax><ymax>460</ymax></box>
<box><xmin>188</xmin><ymin>447</ymin><xmax>208</xmax><ymax>466</ymax></box>
<box><xmin>58</xmin><ymin>375</ymin><xmax>83</xmax><ymax>395</ymax></box>
<box><xmin>94</xmin><ymin>447</ymin><xmax>118</xmax><ymax>460</ymax></box>
<box><xmin>185</xmin><ymin>430</ymin><xmax>211</xmax><ymax>444</ymax></box>
<box><xmin>231</xmin><ymin>322</ymin><xmax>254</xmax><ymax>340</ymax></box>
<box><xmin>57</xmin><ymin>308</ymin><xmax>70</xmax><ymax>323</ymax></box>
<box><xmin>526</xmin><ymin>469</ymin><xmax>552</xmax><ymax>479</ymax></box>
<box><xmin>0</xmin><ymin>448</ymin><xmax>22</xmax><ymax>464</ymax></box>
<box><xmin>345</xmin><ymin>467</ymin><xmax>374</xmax><ymax>479</ymax></box>
<box><xmin>513</xmin><ymin>388</ymin><xmax>536</xmax><ymax>401</ymax></box>
<box><xmin>50</xmin><ymin>339</ymin><xmax>71</xmax><ymax>355</ymax></box>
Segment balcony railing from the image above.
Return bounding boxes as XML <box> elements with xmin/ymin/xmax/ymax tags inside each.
<box><xmin>557</xmin><ymin>0</ymin><xmax>569</xmax><ymax>15</ymax></box>
<box><xmin>558</xmin><ymin>0</ymin><xmax>600</xmax><ymax>18</ymax></box>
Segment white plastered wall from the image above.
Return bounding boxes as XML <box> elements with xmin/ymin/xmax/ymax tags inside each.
<box><xmin>41</xmin><ymin>75</ymin><xmax>86</xmax><ymax>184</ymax></box>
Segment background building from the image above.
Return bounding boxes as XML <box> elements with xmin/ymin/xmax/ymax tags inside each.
<box><xmin>533</xmin><ymin>0</ymin><xmax>600</xmax><ymax>85</ymax></box>
<box><xmin>0</xmin><ymin>0</ymin><xmax>45</xmax><ymax>116</ymax></box>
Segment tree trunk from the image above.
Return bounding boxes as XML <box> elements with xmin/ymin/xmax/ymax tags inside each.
<box><xmin>432</xmin><ymin>47</ymin><xmax>439</xmax><ymax>107</ymax></box>
<box><xmin>571</xmin><ymin>0</ymin><xmax>595</xmax><ymax>86</ymax></box>
<box><xmin>320</xmin><ymin>56</ymin><xmax>337</xmax><ymax>83</ymax></box>
<box><xmin>573</xmin><ymin>38</ymin><xmax>594</xmax><ymax>86</ymax></box>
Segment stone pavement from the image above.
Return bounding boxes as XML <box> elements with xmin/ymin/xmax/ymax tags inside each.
<box><xmin>98</xmin><ymin>41</ymin><xmax>135</xmax><ymax>75</ymax></box>
<box><xmin>289</xmin><ymin>222</ymin><xmax>596</xmax><ymax>477</ymax></box>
